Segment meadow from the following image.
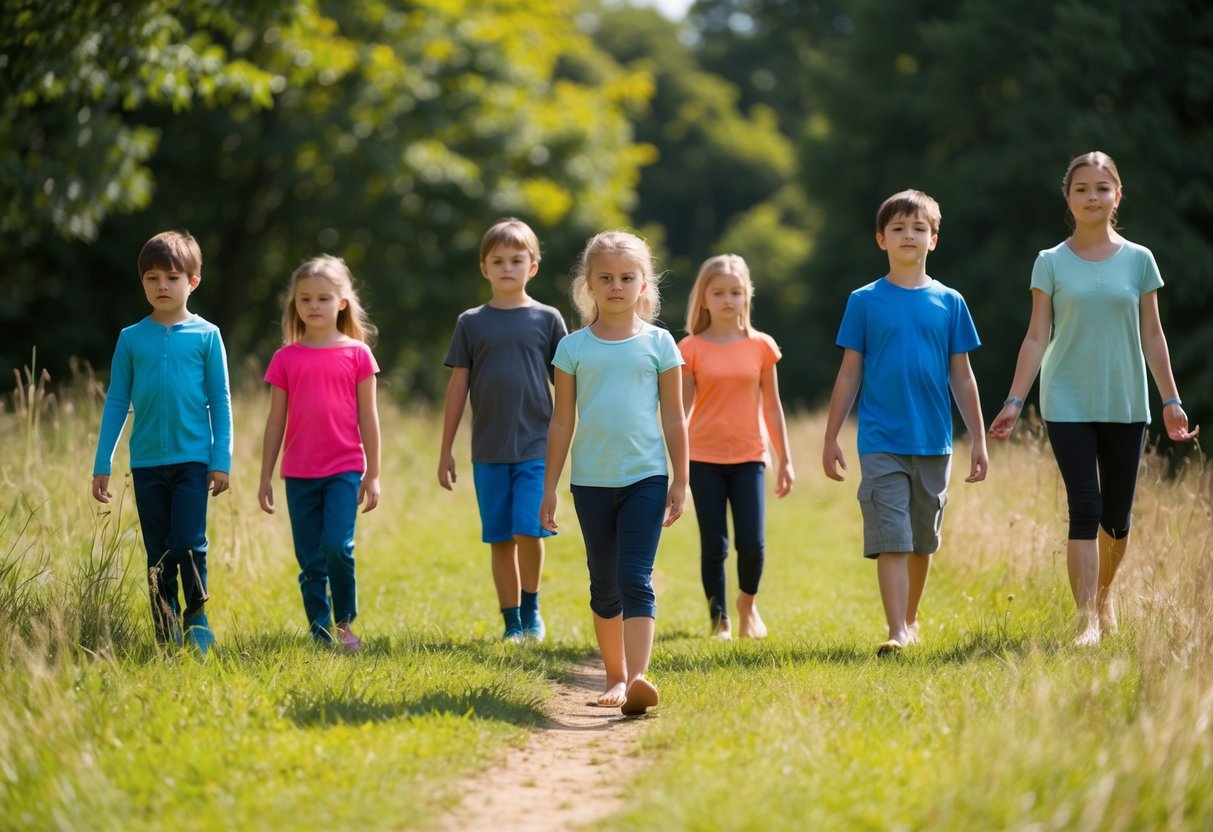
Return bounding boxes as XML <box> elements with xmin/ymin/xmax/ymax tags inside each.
<box><xmin>2</xmin><ymin>366</ymin><xmax>1211</xmax><ymax>831</ymax></box>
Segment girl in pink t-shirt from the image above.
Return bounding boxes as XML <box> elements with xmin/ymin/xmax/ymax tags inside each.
<box><xmin>679</xmin><ymin>254</ymin><xmax>794</xmax><ymax>640</ymax></box>
<box><xmin>258</xmin><ymin>256</ymin><xmax>381</xmax><ymax>652</ymax></box>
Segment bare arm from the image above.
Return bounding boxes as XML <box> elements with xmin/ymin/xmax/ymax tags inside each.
<box><xmin>539</xmin><ymin>369</ymin><xmax>576</xmax><ymax>532</ymax></box>
<box><xmin>681</xmin><ymin>363</ymin><xmax>696</xmax><ymax>419</ymax></box>
<box><xmin>989</xmin><ymin>289</ymin><xmax>1052</xmax><ymax>440</ymax></box>
<box><xmin>759</xmin><ymin>363</ymin><xmax>795</xmax><ymax>497</ymax></box>
<box><xmin>358</xmin><ymin>374</ymin><xmax>381</xmax><ymax>512</ymax></box>
<box><xmin>1140</xmin><ymin>290</ymin><xmax>1199</xmax><ymax>442</ymax></box>
<box><xmin>437</xmin><ymin>367</ymin><xmax>470</xmax><ymax>489</ymax></box>
<box><xmin>822</xmin><ymin>349</ymin><xmax>863</xmax><ymax>481</ymax></box>
<box><xmin>659</xmin><ymin>366</ymin><xmax>689</xmax><ymax>527</ymax></box>
<box><xmin>949</xmin><ymin>352</ymin><xmax>988</xmax><ymax>483</ymax></box>
<box><xmin>258</xmin><ymin>386</ymin><xmax>289</xmax><ymax>514</ymax></box>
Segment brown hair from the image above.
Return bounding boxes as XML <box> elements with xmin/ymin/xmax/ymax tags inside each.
<box><xmin>875</xmin><ymin>190</ymin><xmax>942</xmax><ymax>235</ymax></box>
<box><xmin>480</xmin><ymin>218</ymin><xmax>541</xmax><ymax>264</ymax></box>
<box><xmin>569</xmin><ymin>230</ymin><xmax>662</xmax><ymax>326</ymax></box>
<box><xmin>281</xmin><ymin>255</ymin><xmax>377</xmax><ymax>346</ymax></box>
<box><xmin>684</xmin><ymin>254</ymin><xmax>754</xmax><ymax>336</ymax></box>
<box><xmin>138</xmin><ymin>230</ymin><xmax>202</xmax><ymax>278</ymax></box>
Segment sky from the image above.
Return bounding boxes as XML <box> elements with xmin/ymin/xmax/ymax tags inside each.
<box><xmin>630</xmin><ymin>0</ymin><xmax>696</xmax><ymax>19</ymax></box>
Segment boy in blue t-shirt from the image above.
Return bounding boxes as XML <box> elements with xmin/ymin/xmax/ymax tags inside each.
<box><xmin>92</xmin><ymin>230</ymin><xmax>233</xmax><ymax>652</ymax></box>
<box><xmin>821</xmin><ymin>190</ymin><xmax>988</xmax><ymax>654</ymax></box>
<box><xmin>438</xmin><ymin>218</ymin><xmax>568</xmax><ymax>642</ymax></box>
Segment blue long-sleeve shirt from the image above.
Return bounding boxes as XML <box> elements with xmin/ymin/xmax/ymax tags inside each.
<box><xmin>92</xmin><ymin>315</ymin><xmax>233</xmax><ymax>476</ymax></box>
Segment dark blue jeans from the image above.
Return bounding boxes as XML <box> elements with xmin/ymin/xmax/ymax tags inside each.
<box><xmin>131</xmin><ymin>462</ymin><xmax>210</xmax><ymax>639</ymax></box>
<box><xmin>571</xmin><ymin>475</ymin><xmax>667</xmax><ymax>620</ymax></box>
<box><xmin>689</xmin><ymin>461</ymin><xmax>765</xmax><ymax>624</ymax></box>
<box><xmin>1045</xmin><ymin>421</ymin><xmax>1146</xmax><ymax>540</ymax></box>
<box><xmin>285</xmin><ymin>473</ymin><xmax>361</xmax><ymax>638</ymax></box>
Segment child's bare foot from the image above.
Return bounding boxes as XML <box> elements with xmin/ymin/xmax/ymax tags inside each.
<box><xmin>1073</xmin><ymin>624</ymin><xmax>1102</xmax><ymax>646</ymax></box>
<box><xmin>711</xmin><ymin>617</ymin><xmax>732</xmax><ymax>640</ymax></box>
<box><xmin>877</xmin><ymin>639</ymin><xmax>903</xmax><ymax>656</ymax></box>
<box><xmin>596</xmin><ymin>682</ymin><xmax>627</xmax><ymax>708</ymax></box>
<box><xmin>905</xmin><ymin>621</ymin><xmax>921</xmax><ymax>644</ymax></box>
<box><xmin>621</xmin><ymin>677</ymin><xmax>659</xmax><ymax>716</ymax></box>
<box><xmin>736</xmin><ymin>592</ymin><xmax>768</xmax><ymax>639</ymax></box>
<box><xmin>1099</xmin><ymin>599</ymin><xmax>1118</xmax><ymax>636</ymax></box>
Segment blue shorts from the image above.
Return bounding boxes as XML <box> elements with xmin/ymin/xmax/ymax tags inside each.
<box><xmin>472</xmin><ymin>459</ymin><xmax>554</xmax><ymax>543</ymax></box>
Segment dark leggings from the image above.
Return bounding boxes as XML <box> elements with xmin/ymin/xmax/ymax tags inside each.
<box><xmin>1045</xmin><ymin>421</ymin><xmax>1146</xmax><ymax>540</ymax></box>
<box><xmin>689</xmin><ymin>461</ymin><xmax>765</xmax><ymax>624</ymax></box>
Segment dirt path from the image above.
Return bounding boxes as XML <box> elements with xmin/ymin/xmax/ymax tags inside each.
<box><xmin>439</xmin><ymin>658</ymin><xmax>651</xmax><ymax>831</ymax></box>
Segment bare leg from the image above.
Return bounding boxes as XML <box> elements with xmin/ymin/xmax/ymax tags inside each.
<box><xmin>593</xmin><ymin>613</ymin><xmax>627</xmax><ymax>706</ymax></box>
<box><xmin>1097</xmin><ymin>528</ymin><xmax>1128</xmax><ymax>635</ymax></box>
<box><xmin>1067</xmin><ymin>537</ymin><xmax>1101</xmax><ymax>645</ymax></box>
<box><xmin>622</xmin><ymin>616</ymin><xmax>658</xmax><ymax>715</ymax></box>
<box><xmin>905</xmin><ymin>554</ymin><xmax>932</xmax><ymax>644</ymax></box>
<box><xmin>515</xmin><ymin>535</ymin><xmax>544</xmax><ymax>594</ymax></box>
<box><xmin>490</xmin><ymin>541</ymin><xmax>520</xmax><ymax>608</ymax></box>
<box><xmin>876</xmin><ymin>552</ymin><xmax>911</xmax><ymax>647</ymax></box>
<box><xmin>735</xmin><ymin>591</ymin><xmax>767</xmax><ymax>639</ymax></box>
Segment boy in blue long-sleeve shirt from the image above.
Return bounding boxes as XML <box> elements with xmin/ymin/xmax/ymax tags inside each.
<box><xmin>92</xmin><ymin>230</ymin><xmax>233</xmax><ymax>652</ymax></box>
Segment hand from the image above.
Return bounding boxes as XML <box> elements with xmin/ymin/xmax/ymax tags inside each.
<box><xmin>822</xmin><ymin>442</ymin><xmax>847</xmax><ymax>481</ymax></box>
<box><xmin>774</xmin><ymin>459</ymin><xmax>795</xmax><ymax>498</ymax></box>
<box><xmin>1163</xmin><ymin>404</ymin><xmax>1200</xmax><ymax>443</ymax></box>
<box><xmin>359</xmin><ymin>475</ymin><xmax>380</xmax><ymax>512</ymax></box>
<box><xmin>208</xmin><ymin>471</ymin><xmax>230</xmax><ymax>497</ymax></box>
<box><xmin>988</xmin><ymin>404</ymin><xmax>1021</xmax><ymax>441</ymax></box>
<box><xmin>965</xmin><ymin>445</ymin><xmax>989</xmax><ymax>483</ymax></box>
<box><xmin>258</xmin><ymin>479</ymin><xmax>275</xmax><ymax>514</ymax></box>
<box><xmin>92</xmin><ymin>474</ymin><xmax>111</xmax><ymax>504</ymax></box>
<box><xmin>663</xmin><ymin>479</ymin><xmax>687</xmax><ymax>527</ymax></box>
<box><xmin>539</xmin><ymin>491</ymin><xmax>559</xmax><ymax>532</ymax></box>
<box><xmin>437</xmin><ymin>452</ymin><xmax>457</xmax><ymax>490</ymax></box>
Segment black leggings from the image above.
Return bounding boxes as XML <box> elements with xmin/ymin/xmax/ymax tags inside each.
<box><xmin>1045</xmin><ymin>421</ymin><xmax>1146</xmax><ymax>540</ymax></box>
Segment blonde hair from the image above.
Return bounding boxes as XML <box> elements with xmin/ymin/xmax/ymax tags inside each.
<box><xmin>684</xmin><ymin>254</ymin><xmax>754</xmax><ymax>335</ymax></box>
<box><xmin>480</xmin><ymin>218</ymin><xmax>541</xmax><ymax>264</ymax></box>
<box><xmin>569</xmin><ymin>230</ymin><xmax>662</xmax><ymax>326</ymax></box>
<box><xmin>282</xmin><ymin>255</ymin><xmax>377</xmax><ymax>346</ymax></box>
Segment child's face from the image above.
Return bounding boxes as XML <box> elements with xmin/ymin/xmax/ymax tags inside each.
<box><xmin>876</xmin><ymin>211</ymin><xmax>937</xmax><ymax>265</ymax></box>
<box><xmin>142</xmin><ymin>266</ymin><xmax>199</xmax><ymax>323</ymax></box>
<box><xmin>702</xmin><ymin>272</ymin><xmax>747</xmax><ymax>327</ymax></box>
<box><xmin>294</xmin><ymin>275</ymin><xmax>347</xmax><ymax>334</ymax></box>
<box><xmin>481</xmin><ymin>245</ymin><xmax>538</xmax><ymax>296</ymax></box>
<box><xmin>1066</xmin><ymin>165</ymin><xmax>1121</xmax><ymax>227</ymax></box>
<box><xmin>587</xmin><ymin>250</ymin><xmax>646</xmax><ymax>315</ymax></box>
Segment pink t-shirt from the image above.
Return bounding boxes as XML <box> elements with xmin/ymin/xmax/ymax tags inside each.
<box><xmin>678</xmin><ymin>332</ymin><xmax>781</xmax><ymax>465</ymax></box>
<box><xmin>264</xmin><ymin>341</ymin><xmax>379</xmax><ymax>478</ymax></box>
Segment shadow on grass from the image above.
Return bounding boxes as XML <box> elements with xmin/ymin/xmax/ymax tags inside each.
<box><xmin>286</xmin><ymin>681</ymin><xmax>548</xmax><ymax>728</ymax></box>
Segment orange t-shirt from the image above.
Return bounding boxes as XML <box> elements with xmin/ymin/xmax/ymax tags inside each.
<box><xmin>678</xmin><ymin>332</ymin><xmax>781</xmax><ymax>464</ymax></box>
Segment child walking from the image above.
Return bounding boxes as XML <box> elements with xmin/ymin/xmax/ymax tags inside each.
<box><xmin>989</xmin><ymin>151</ymin><xmax>1198</xmax><ymax>645</ymax></box>
<box><xmin>92</xmin><ymin>230</ymin><xmax>232</xmax><ymax>653</ymax></box>
<box><xmin>258</xmin><ymin>255</ymin><xmax>381</xmax><ymax>652</ymax></box>
<box><xmin>822</xmin><ymin>190</ymin><xmax>987</xmax><ymax>654</ymax></box>
<box><xmin>541</xmin><ymin>230</ymin><xmax>688</xmax><ymax>715</ymax></box>
<box><xmin>679</xmin><ymin>254</ymin><xmax>794</xmax><ymax>640</ymax></box>
<box><xmin>438</xmin><ymin>219</ymin><xmax>568</xmax><ymax>643</ymax></box>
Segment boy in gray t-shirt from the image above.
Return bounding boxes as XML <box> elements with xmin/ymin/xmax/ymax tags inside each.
<box><xmin>438</xmin><ymin>219</ymin><xmax>568</xmax><ymax>642</ymax></box>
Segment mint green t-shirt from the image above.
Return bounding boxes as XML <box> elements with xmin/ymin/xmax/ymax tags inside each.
<box><xmin>1031</xmin><ymin>240</ymin><xmax>1164</xmax><ymax>423</ymax></box>
<box><xmin>552</xmin><ymin>323</ymin><xmax>683</xmax><ymax>487</ymax></box>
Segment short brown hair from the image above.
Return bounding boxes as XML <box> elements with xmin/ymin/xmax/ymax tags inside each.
<box><xmin>480</xmin><ymin>218</ymin><xmax>541</xmax><ymax>264</ymax></box>
<box><xmin>875</xmin><ymin>190</ymin><xmax>941</xmax><ymax>235</ymax></box>
<box><xmin>138</xmin><ymin>230</ymin><xmax>202</xmax><ymax>278</ymax></box>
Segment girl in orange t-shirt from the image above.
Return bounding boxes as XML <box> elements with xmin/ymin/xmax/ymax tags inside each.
<box><xmin>678</xmin><ymin>254</ymin><xmax>794</xmax><ymax>639</ymax></box>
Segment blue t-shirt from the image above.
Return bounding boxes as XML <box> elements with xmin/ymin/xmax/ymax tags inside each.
<box><xmin>1031</xmin><ymin>240</ymin><xmax>1163</xmax><ymax>424</ymax></box>
<box><xmin>551</xmin><ymin>323</ymin><xmax>683</xmax><ymax>487</ymax></box>
<box><xmin>93</xmin><ymin>315</ymin><xmax>233</xmax><ymax>475</ymax></box>
<box><xmin>835</xmin><ymin>277</ymin><xmax>981</xmax><ymax>456</ymax></box>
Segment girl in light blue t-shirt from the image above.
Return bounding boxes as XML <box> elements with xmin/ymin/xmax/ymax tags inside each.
<box><xmin>990</xmin><ymin>151</ymin><xmax>1198</xmax><ymax>646</ymax></box>
<box><xmin>541</xmin><ymin>230</ymin><xmax>688</xmax><ymax>716</ymax></box>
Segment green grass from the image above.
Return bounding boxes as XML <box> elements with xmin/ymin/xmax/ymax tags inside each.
<box><xmin>2</xmin><ymin>381</ymin><xmax>1211</xmax><ymax>830</ymax></box>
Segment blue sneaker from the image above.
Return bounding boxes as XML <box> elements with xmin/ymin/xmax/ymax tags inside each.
<box><xmin>522</xmin><ymin>610</ymin><xmax>546</xmax><ymax>642</ymax></box>
<box><xmin>503</xmin><ymin>626</ymin><xmax>524</xmax><ymax>643</ymax></box>
<box><xmin>183</xmin><ymin>612</ymin><xmax>216</xmax><ymax>654</ymax></box>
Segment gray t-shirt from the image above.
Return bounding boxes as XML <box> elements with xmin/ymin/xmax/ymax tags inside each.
<box><xmin>444</xmin><ymin>302</ymin><xmax>568</xmax><ymax>463</ymax></box>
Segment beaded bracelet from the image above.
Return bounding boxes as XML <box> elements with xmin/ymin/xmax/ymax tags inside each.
<box><xmin>1163</xmin><ymin>397</ymin><xmax>1182</xmax><ymax>407</ymax></box>
<box><xmin>1004</xmin><ymin>396</ymin><xmax>1025</xmax><ymax>409</ymax></box>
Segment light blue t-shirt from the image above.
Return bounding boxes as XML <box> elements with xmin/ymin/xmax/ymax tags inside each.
<box><xmin>93</xmin><ymin>315</ymin><xmax>233</xmax><ymax>475</ymax></box>
<box><xmin>1032</xmin><ymin>240</ymin><xmax>1163</xmax><ymax>424</ymax></box>
<box><xmin>836</xmin><ymin>277</ymin><xmax>981</xmax><ymax>456</ymax></box>
<box><xmin>552</xmin><ymin>323</ymin><xmax>684</xmax><ymax>487</ymax></box>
